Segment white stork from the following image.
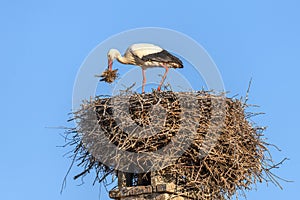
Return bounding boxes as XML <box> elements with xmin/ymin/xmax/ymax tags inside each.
<box><xmin>107</xmin><ymin>43</ymin><xmax>183</xmax><ymax>93</ymax></box>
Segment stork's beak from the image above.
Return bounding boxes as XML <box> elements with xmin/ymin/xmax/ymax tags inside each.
<box><xmin>108</xmin><ymin>59</ymin><xmax>113</xmax><ymax>71</ymax></box>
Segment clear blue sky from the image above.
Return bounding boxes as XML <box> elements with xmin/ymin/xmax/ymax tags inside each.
<box><xmin>1</xmin><ymin>0</ymin><xmax>299</xmax><ymax>199</ymax></box>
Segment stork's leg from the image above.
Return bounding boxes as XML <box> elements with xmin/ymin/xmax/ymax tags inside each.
<box><xmin>157</xmin><ymin>65</ymin><xmax>169</xmax><ymax>91</ymax></box>
<box><xmin>142</xmin><ymin>68</ymin><xmax>146</xmax><ymax>93</ymax></box>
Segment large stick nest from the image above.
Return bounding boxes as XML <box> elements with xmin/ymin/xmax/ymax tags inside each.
<box><xmin>64</xmin><ymin>90</ymin><xmax>283</xmax><ymax>199</ymax></box>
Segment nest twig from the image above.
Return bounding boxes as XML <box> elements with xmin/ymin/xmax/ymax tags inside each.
<box><xmin>96</xmin><ymin>69</ymin><xmax>119</xmax><ymax>83</ymax></box>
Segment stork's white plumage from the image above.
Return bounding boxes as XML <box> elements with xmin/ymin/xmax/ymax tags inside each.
<box><xmin>106</xmin><ymin>43</ymin><xmax>183</xmax><ymax>93</ymax></box>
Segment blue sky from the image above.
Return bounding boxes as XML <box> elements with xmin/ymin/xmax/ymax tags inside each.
<box><xmin>1</xmin><ymin>0</ymin><xmax>299</xmax><ymax>199</ymax></box>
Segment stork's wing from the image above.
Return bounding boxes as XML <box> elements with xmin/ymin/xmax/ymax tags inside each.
<box><xmin>141</xmin><ymin>50</ymin><xmax>183</xmax><ymax>68</ymax></box>
<box><xmin>128</xmin><ymin>43</ymin><xmax>163</xmax><ymax>58</ymax></box>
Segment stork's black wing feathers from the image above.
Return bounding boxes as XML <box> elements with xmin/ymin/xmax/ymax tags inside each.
<box><xmin>141</xmin><ymin>50</ymin><xmax>183</xmax><ymax>68</ymax></box>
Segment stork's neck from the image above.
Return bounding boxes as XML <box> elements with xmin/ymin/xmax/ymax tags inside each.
<box><xmin>116</xmin><ymin>54</ymin><xmax>131</xmax><ymax>64</ymax></box>
<box><xmin>116</xmin><ymin>55</ymin><xmax>129</xmax><ymax>64</ymax></box>
<box><xmin>109</xmin><ymin>48</ymin><xmax>132</xmax><ymax>65</ymax></box>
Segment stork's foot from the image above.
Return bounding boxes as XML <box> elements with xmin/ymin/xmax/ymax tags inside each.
<box><xmin>157</xmin><ymin>86</ymin><xmax>161</xmax><ymax>91</ymax></box>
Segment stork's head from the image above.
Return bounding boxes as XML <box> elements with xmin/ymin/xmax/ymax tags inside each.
<box><xmin>107</xmin><ymin>49</ymin><xmax>120</xmax><ymax>71</ymax></box>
